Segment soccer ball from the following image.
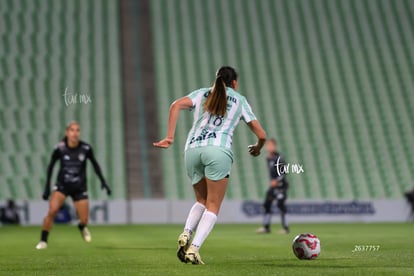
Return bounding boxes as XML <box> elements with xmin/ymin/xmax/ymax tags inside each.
<box><xmin>292</xmin><ymin>233</ymin><xmax>321</xmax><ymax>260</ymax></box>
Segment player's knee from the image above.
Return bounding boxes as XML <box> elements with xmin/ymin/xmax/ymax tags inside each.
<box><xmin>47</xmin><ymin>208</ymin><xmax>59</xmax><ymax>218</ymax></box>
<box><xmin>263</xmin><ymin>203</ymin><xmax>272</xmax><ymax>213</ymax></box>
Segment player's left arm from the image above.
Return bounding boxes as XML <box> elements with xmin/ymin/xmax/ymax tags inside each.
<box><xmin>88</xmin><ymin>147</ymin><xmax>111</xmax><ymax>196</ymax></box>
<box><xmin>153</xmin><ymin>96</ymin><xmax>193</xmax><ymax>148</ymax></box>
<box><xmin>241</xmin><ymin>97</ymin><xmax>266</xmax><ymax>156</ymax></box>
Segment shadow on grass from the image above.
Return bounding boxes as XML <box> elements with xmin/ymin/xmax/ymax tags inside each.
<box><xmin>241</xmin><ymin>259</ymin><xmax>414</xmax><ymax>269</ymax></box>
<box><xmin>226</xmin><ymin>257</ymin><xmax>363</xmax><ymax>269</ymax></box>
<box><xmin>262</xmin><ymin>263</ymin><xmax>414</xmax><ymax>269</ymax></box>
<box><xmin>95</xmin><ymin>246</ymin><xmax>171</xmax><ymax>250</ymax></box>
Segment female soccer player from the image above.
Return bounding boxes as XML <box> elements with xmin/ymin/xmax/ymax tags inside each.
<box><xmin>154</xmin><ymin>66</ymin><xmax>266</xmax><ymax>264</ymax></box>
<box><xmin>35</xmin><ymin>121</ymin><xmax>111</xmax><ymax>250</ymax></box>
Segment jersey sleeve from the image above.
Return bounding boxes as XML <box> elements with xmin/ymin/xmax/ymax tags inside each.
<box><xmin>86</xmin><ymin>145</ymin><xmax>107</xmax><ymax>185</ymax></box>
<box><xmin>186</xmin><ymin>88</ymin><xmax>208</xmax><ymax>108</ymax></box>
<box><xmin>240</xmin><ymin>96</ymin><xmax>257</xmax><ymax>123</ymax></box>
<box><xmin>45</xmin><ymin>147</ymin><xmax>60</xmax><ymax>188</ymax></box>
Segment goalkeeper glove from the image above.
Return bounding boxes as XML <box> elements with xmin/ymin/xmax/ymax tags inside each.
<box><xmin>101</xmin><ymin>183</ymin><xmax>112</xmax><ymax>196</ymax></box>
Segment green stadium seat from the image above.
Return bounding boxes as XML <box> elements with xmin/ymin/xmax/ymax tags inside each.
<box><xmin>0</xmin><ymin>0</ymin><xmax>126</xmax><ymax>201</ymax></box>
<box><xmin>151</xmin><ymin>0</ymin><xmax>414</xmax><ymax>200</ymax></box>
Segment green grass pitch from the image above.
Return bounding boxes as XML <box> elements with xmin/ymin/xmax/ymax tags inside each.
<box><xmin>0</xmin><ymin>223</ymin><xmax>413</xmax><ymax>275</ymax></box>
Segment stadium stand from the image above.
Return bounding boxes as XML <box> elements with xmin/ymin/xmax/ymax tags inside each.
<box><xmin>1</xmin><ymin>0</ymin><xmax>413</xmax><ymax>202</ymax></box>
<box><xmin>0</xmin><ymin>0</ymin><xmax>126</xmax><ymax>200</ymax></box>
<box><xmin>150</xmin><ymin>0</ymin><xmax>414</xmax><ymax>200</ymax></box>
<box><xmin>120</xmin><ymin>0</ymin><xmax>164</xmax><ymax>199</ymax></box>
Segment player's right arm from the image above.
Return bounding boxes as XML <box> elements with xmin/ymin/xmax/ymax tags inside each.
<box><xmin>42</xmin><ymin>148</ymin><xmax>60</xmax><ymax>200</ymax></box>
<box><xmin>153</xmin><ymin>96</ymin><xmax>194</xmax><ymax>148</ymax></box>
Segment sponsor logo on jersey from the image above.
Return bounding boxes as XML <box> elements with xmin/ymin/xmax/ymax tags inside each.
<box><xmin>189</xmin><ymin>130</ymin><xmax>217</xmax><ymax>144</ymax></box>
<box><xmin>203</xmin><ymin>91</ymin><xmax>238</xmax><ymax>103</ymax></box>
<box><xmin>64</xmin><ymin>155</ymin><xmax>70</xmax><ymax>160</ymax></box>
<box><xmin>227</xmin><ymin>95</ymin><xmax>237</xmax><ymax>103</ymax></box>
<box><xmin>82</xmin><ymin>145</ymin><xmax>90</xmax><ymax>150</ymax></box>
<box><xmin>78</xmin><ymin>153</ymin><xmax>85</xmax><ymax>161</ymax></box>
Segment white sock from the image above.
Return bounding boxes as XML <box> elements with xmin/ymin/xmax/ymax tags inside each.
<box><xmin>183</xmin><ymin>202</ymin><xmax>206</xmax><ymax>234</ymax></box>
<box><xmin>191</xmin><ymin>211</ymin><xmax>217</xmax><ymax>251</ymax></box>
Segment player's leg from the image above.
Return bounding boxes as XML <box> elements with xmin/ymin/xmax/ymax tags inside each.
<box><xmin>277</xmin><ymin>194</ymin><xmax>289</xmax><ymax>233</ymax></box>
<box><xmin>178</xmin><ymin>149</ymin><xmax>207</xmax><ymax>262</ymax></box>
<box><xmin>183</xmin><ymin>147</ymin><xmax>231</xmax><ymax>264</ymax></box>
<box><xmin>73</xmin><ymin>199</ymin><xmax>91</xmax><ymax>242</ymax></box>
<box><xmin>257</xmin><ymin>188</ymin><xmax>275</xmax><ymax>233</ymax></box>
<box><xmin>36</xmin><ymin>191</ymin><xmax>66</xmax><ymax>249</ymax></box>
<box><xmin>184</xmin><ymin>177</ymin><xmax>207</xmax><ymax>234</ymax></box>
<box><xmin>186</xmin><ymin>177</ymin><xmax>229</xmax><ymax>264</ymax></box>
<box><xmin>187</xmin><ymin>148</ymin><xmax>230</xmax><ymax>248</ymax></box>
<box><xmin>177</xmin><ymin>178</ymin><xmax>207</xmax><ymax>262</ymax></box>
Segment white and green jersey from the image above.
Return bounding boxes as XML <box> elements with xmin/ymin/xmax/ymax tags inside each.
<box><xmin>184</xmin><ymin>87</ymin><xmax>257</xmax><ymax>152</ymax></box>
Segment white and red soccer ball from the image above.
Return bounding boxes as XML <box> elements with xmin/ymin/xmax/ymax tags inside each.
<box><xmin>292</xmin><ymin>233</ymin><xmax>321</xmax><ymax>260</ymax></box>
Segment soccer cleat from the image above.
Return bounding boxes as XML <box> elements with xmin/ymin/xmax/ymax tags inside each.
<box><xmin>35</xmin><ymin>241</ymin><xmax>48</xmax><ymax>250</ymax></box>
<box><xmin>278</xmin><ymin>228</ymin><xmax>289</xmax><ymax>234</ymax></box>
<box><xmin>81</xmin><ymin>227</ymin><xmax>92</xmax><ymax>242</ymax></box>
<box><xmin>184</xmin><ymin>247</ymin><xmax>205</xmax><ymax>265</ymax></box>
<box><xmin>256</xmin><ymin>226</ymin><xmax>271</xmax><ymax>234</ymax></box>
<box><xmin>177</xmin><ymin>231</ymin><xmax>191</xmax><ymax>263</ymax></box>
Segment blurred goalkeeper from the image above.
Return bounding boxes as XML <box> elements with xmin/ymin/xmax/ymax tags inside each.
<box><xmin>256</xmin><ymin>138</ymin><xmax>289</xmax><ymax>234</ymax></box>
<box><xmin>35</xmin><ymin>121</ymin><xmax>111</xmax><ymax>250</ymax></box>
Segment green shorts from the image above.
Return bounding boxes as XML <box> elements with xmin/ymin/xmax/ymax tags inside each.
<box><xmin>184</xmin><ymin>146</ymin><xmax>233</xmax><ymax>184</ymax></box>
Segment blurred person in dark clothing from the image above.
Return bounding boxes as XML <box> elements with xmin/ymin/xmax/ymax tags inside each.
<box><xmin>0</xmin><ymin>199</ymin><xmax>20</xmax><ymax>225</ymax></box>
